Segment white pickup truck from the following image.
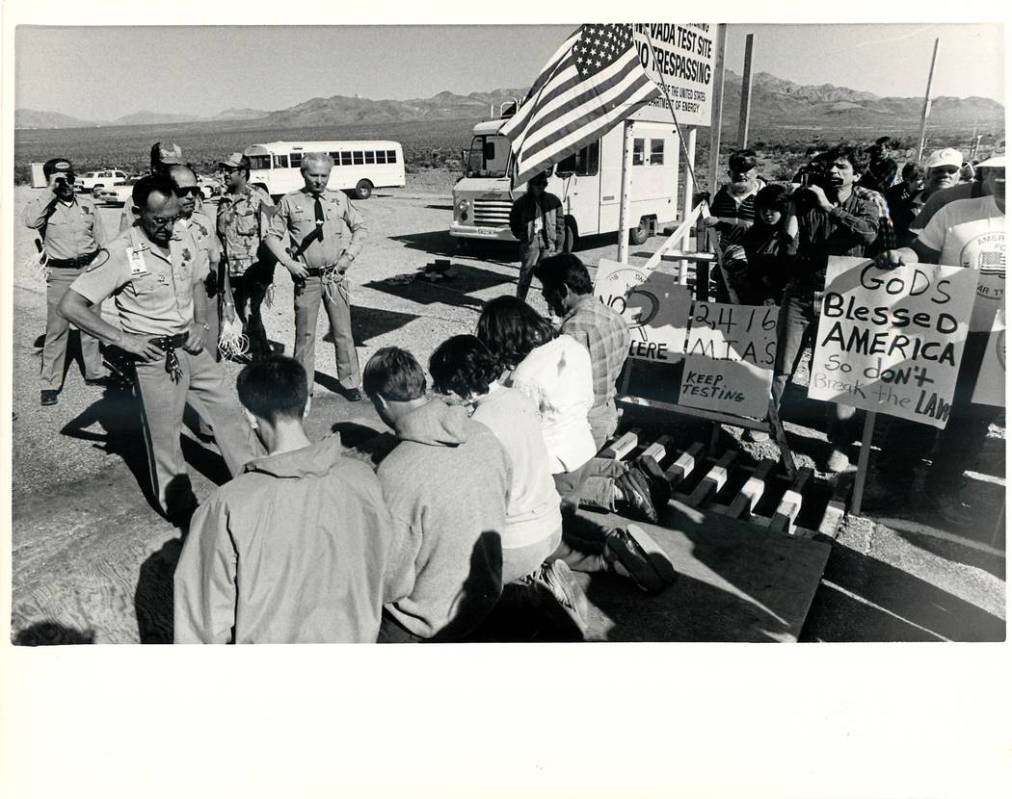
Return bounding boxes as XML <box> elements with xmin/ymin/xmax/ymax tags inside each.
<box><xmin>77</xmin><ymin>169</ymin><xmax>129</xmax><ymax>193</ymax></box>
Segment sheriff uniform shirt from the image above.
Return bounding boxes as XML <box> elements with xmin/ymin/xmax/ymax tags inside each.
<box><xmin>70</xmin><ymin>225</ymin><xmax>208</xmax><ymax>337</ymax></box>
<box><xmin>22</xmin><ymin>189</ymin><xmax>108</xmax><ymax>260</ymax></box>
<box><xmin>266</xmin><ymin>187</ymin><xmax>367</xmax><ymax>271</ymax></box>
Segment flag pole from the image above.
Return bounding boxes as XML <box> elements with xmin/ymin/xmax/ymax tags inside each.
<box><xmin>917</xmin><ymin>37</ymin><xmax>940</xmax><ymax>161</ymax></box>
<box><xmin>617</xmin><ymin>120</ymin><xmax>636</xmax><ymax>263</ymax></box>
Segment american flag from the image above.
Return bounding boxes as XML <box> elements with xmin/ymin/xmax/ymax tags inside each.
<box><xmin>502</xmin><ymin>24</ymin><xmax>661</xmax><ymax>189</ymax></box>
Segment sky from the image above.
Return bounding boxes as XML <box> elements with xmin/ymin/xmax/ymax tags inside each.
<box><xmin>15</xmin><ymin>23</ymin><xmax>1005</xmax><ymax>120</ymax></box>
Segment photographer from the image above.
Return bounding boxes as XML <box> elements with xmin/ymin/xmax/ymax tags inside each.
<box><xmin>773</xmin><ymin>144</ymin><xmax>879</xmax><ymax>473</ymax></box>
<box><xmin>22</xmin><ymin>157</ymin><xmax>110</xmax><ymax>406</ymax></box>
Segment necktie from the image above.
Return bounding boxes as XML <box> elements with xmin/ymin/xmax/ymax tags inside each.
<box><xmin>313</xmin><ymin>196</ymin><xmax>324</xmax><ymax>244</ymax></box>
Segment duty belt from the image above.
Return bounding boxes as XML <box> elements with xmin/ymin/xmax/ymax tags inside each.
<box><xmin>47</xmin><ymin>250</ymin><xmax>100</xmax><ymax>268</ymax></box>
<box><xmin>149</xmin><ymin>333</ymin><xmax>189</xmax><ymax>383</ymax></box>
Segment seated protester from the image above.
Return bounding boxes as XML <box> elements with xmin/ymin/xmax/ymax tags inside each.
<box><xmin>535</xmin><ymin>253</ymin><xmax>631</xmax><ymax>449</ymax></box>
<box><xmin>858</xmin><ymin>136</ymin><xmax>899</xmax><ymax>196</ymax></box>
<box><xmin>775</xmin><ymin>144</ymin><xmax>879</xmax><ymax>473</ymax></box>
<box><xmin>705</xmin><ymin>149</ymin><xmax>766</xmax><ymax>300</ymax></box>
<box><xmin>429</xmin><ymin>335</ymin><xmax>589</xmax><ymax>634</ymax></box>
<box><xmin>884</xmin><ymin>161</ymin><xmax>927</xmax><ymax>243</ymax></box>
<box><xmin>173</xmin><ymin>357</ymin><xmax>409</xmax><ymax>644</ymax></box>
<box><xmin>725</xmin><ymin>183</ymin><xmax>798</xmax><ymax>305</ymax></box>
<box><xmin>874</xmin><ymin>156</ymin><xmax>1005</xmax><ymax>518</ymax></box>
<box><xmin>477</xmin><ymin>297</ymin><xmax>675</xmax><ymax>593</ymax></box>
<box><xmin>363</xmin><ymin>347</ymin><xmax>509</xmax><ymax>642</ymax></box>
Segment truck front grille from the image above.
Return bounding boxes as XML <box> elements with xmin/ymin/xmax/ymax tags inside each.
<box><xmin>473</xmin><ymin>199</ymin><xmax>512</xmax><ymax>227</ymax></box>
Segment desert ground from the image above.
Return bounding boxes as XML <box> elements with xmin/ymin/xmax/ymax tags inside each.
<box><xmin>8</xmin><ymin>174</ymin><xmax>1005</xmax><ymax>643</ymax></box>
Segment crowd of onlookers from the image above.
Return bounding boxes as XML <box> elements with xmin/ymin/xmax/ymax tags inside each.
<box><xmin>700</xmin><ymin>139</ymin><xmax>1005</xmax><ymax>513</ymax></box>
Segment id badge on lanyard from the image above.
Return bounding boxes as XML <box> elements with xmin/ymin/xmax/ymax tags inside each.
<box><xmin>127</xmin><ymin>246</ymin><xmax>150</xmax><ymax>277</ymax></box>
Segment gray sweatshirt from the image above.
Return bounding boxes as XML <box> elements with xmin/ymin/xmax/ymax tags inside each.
<box><xmin>379</xmin><ymin>399</ymin><xmax>509</xmax><ymax>640</ymax></box>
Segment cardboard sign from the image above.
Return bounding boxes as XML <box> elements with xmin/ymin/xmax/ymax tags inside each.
<box><xmin>632</xmin><ymin>24</ymin><xmax>717</xmax><ymax>127</ymax></box>
<box><xmin>679</xmin><ymin>302</ymin><xmax>779</xmax><ymax>418</ymax></box>
<box><xmin>808</xmin><ymin>257</ymin><xmax>979</xmax><ymax>429</ymax></box>
<box><xmin>972</xmin><ymin>308</ymin><xmax>1006</xmax><ymax>407</ymax></box>
<box><xmin>594</xmin><ymin>258</ymin><xmax>692</xmax><ymax>363</ymax></box>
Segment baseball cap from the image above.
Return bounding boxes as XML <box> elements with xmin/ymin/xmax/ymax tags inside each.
<box><xmin>976</xmin><ymin>155</ymin><xmax>1006</xmax><ymax>170</ymax></box>
<box><xmin>43</xmin><ymin>157</ymin><xmax>74</xmax><ymax>177</ymax></box>
<box><xmin>219</xmin><ymin>152</ymin><xmax>247</xmax><ymax>169</ymax></box>
<box><xmin>925</xmin><ymin>148</ymin><xmax>963</xmax><ymax>170</ymax></box>
<box><xmin>155</xmin><ymin>142</ymin><xmax>184</xmax><ymax>165</ymax></box>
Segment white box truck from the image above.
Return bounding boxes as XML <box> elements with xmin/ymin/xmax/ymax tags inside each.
<box><xmin>450</xmin><ymin>104</ymin><xmax>680</xmax><ymax>251</ymax></box>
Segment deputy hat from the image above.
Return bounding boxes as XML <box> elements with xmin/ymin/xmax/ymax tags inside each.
<box><xmin>155</xmin><ymin>142</ymin><xmax>184</xmax><ymax>165</ymax></box>
<box><xmin>42</xmin><ymin>157</ymin><xmax>74</xmax><ymax>177</ymax></box>
<box><xmin>219</xmin><ymin>152</ymin><xmax>247</xmax><ymax>169</ymax></box>
<box><xmin>925</xmin><ymin>147</ymin><xmax>963</xmax><ymax>170</ymax></box>
<box><xmin>976</xmin><ymin>155</ymin><xmax>1006</xmax><ymax>170</ymax></box>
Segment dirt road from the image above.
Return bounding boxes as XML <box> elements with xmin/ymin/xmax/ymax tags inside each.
<box><xmin>9</xmin><ymin>179</ymin><xmax>1005</xmax><ymax>643</ymax></box>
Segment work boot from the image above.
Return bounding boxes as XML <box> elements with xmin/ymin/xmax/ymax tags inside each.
<box><xmin>632</xmin><ymin>454</ymin><xmax>671</xmax><ymax>508</ymax></box>
<box><xmin>605</xmin><ymin>525</ymin><xmax>677</xmax><ymax>593</ymax></box>
<box><xmin>40</xmin><ymin>390</ymin><xmax>58</xmax><ymax>406</ymax></box>
<box><xmin>615</xmin><ymin>468</ymin><xmax>658</xmax><ymax>523</ymax></box>
<box><xmin>743</xmin><ymin>427</ymin><xmax>769</xmax><ymax>443</ymax></box>
<box><xmin>519</xmin><ymin>560</ymin><xmax>590</xmax><ymax>639</ymax></box>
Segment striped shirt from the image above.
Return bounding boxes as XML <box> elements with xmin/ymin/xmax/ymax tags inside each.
<box><xmin>709</xmin><ymin>179</ymin><xmax>766</xmax><ymax>246</ymax></box>
<box><xmin>560</xmin><ymin>294</ymin><xmax>631</xmax><ymax>410</ymax></box>
<box><xmin>853</xmin><ymin>185</ymin><xmax>897</xmax><ymax>254</ymax></box>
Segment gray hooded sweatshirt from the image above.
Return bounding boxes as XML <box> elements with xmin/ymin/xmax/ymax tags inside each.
<box><xmin>174</xmin><ymin>436</ymin><xmax>411</xmax><ymax>644</ymax></box>
<box><xmin>379</xmin><ymin>399</ymin><xmax>510</xmax><ymax>640</ymax></box>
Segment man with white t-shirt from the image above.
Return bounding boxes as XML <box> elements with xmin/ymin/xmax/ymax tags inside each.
<box><xmin>874</xmin><ymin>156</ymin><xmax>1005</xmax><ymax>518</ymax></box>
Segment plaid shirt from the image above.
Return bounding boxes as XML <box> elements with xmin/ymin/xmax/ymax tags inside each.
<box><xmin>853</xmin><ymin>185</ymin><xmax>896</xmax><ymax>255</ymax></box>
<box><xmin>560</xmin><ymin>294</ymin><xmax>631</xmax><ymax>409</ymax></box>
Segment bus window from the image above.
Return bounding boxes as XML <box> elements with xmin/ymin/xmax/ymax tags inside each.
<box><xmin>340</xmin><ymin>152</ymin><xmax>352</xmax><ymax>166</ymax></box>
<box><xmin>632</xmin><ymin>139</ymin><xmax>645</xmax><ymax>166</ymax></box>
<box><xmin>365</xmin><ymin>151</ymin><xmax>376</xmax><ymax>164</ymax></box>
<box><xmin>649</xmin><ymin>139</ymin><xmax>665</xmax><ymax>165</ymax></box>
<box><xmin>375</xmin><ymin>151</ymin><xmax>387</xmax><ymax>164</ymax></box>
<box><xmin>247</xmin><ymin>155</ymin><xmax>271</xmax><ymax>170</ymax></box>
<box><xmin>353</xmin><ymin>151</ymin><xmax>364</xmax><ymax>165</ymax></box>
<box><xmin>556</xmin><ymin>141</ymin><xmax>599</xmax><ymax>176</ymax></box>
<box><xmin>273</xmin><ymin>154</ymin><xmax>290</xmax><ymax>169</ymax></box>
<box><xmin>328</xmin><ymin>152</ymin><xmax>341</xmax><ymax>160</ymax></box>
<box><xmin>290</xmin><ymin>153</ymin><xmax>303</xmax><ymax>168</ymax></box>
<box><xmin>386</xmin><ymin>150</ymin><xmax>397</xmax><ymax>163</ymax></box>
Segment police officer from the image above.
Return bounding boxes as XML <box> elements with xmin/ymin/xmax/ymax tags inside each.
<box><xmin>59</xmin><ymin>174</ymin><xmax>257</xmax><ymax>521</ymax></box>
<box><xmin>264</xmin><ymin>152</ymin><xmax>367</xmax><ymax>402</ymax></box>
<box><xmin>118</xmin><ymin>142</ymin><xmax>187</xmax><ymax>234</ymax></box>
<box><xmin>216</xmin><ymin>152</ymin><xmax>275</xmax><ymax>361</ymax></box>
<box><xmin>508</xmin><ymin>170</ymin><xmax>565</xmax><ymax>302</ymax></box>
<box><xmin>23</xmin><ymin>157</ymin><xmax>109</xmax><ymax>406</ymax></box>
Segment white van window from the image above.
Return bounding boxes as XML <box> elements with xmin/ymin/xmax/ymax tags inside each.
<box><xmin>632</xmin><ymin>139</ymin><xmax>645</xmax><ymax>166</ymax></box>
<box><xmin>248</xmin><ymin>155</ymin><xmax>271</xmax><ymax>170</ymax></box>
<box><xmin>556</xmin><ymin>142</ymin><xmax>599</xmax><ymax>176</ymax></box>
<box><xmin>376</xmin><ymin>151</ymin><xmax>387</xmax><ymax>164</ymax></box>
<box><xmin>341</xmin><ymin>152</ymin><xmax>353</xmax><ymax>166</ymax></box>
<box><xmin>386</xmin><ymin>150</ymin><xmax>397</xmax><ymax>163</ymax></box>
<box><xmin>353</xmin><ymin>151</ymin><xmax>365</xmax><ymax>165</ymax></box>
<box><xmin>290</xmin><ymin>153</ymin><xmax>303</xmax><ymax>168</ymax></box>
<box><xmin>365</xmin><ymin>151</ymin><xmax>376</xmax><ymax>164</ymax></box>
<box><xmin>273</xmin><ymin>155</ymin><xmax>289</xmax><ymax>168</ymax></box>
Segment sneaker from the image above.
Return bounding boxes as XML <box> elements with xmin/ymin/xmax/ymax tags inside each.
<box><xmin>632</xmin><ymin>454</ymin><xmax>672</xmax><ymax>508</ymax></box>
<box><xmin>824</xmin><ymin>448</ymin><xmax>851</xmax><ymax>473</ymax></box>
<box><xmin>605</xmin><ymin>525</ymin><xmax>677</xmax><ymax>592</ymax></box>
<box><xmin>615</xmin><ymin>468</ymin><xmax>658</xmax><ymax>523</ymax></box>
<box><xmin>521</xmin><ymin>560</ymin><xmax>590</xmax><ymax>639</ymax></box>
<box><xmin>40</xmin><ymin>390</ymin><xmax>58</xmax><ymax>406</ymax></box>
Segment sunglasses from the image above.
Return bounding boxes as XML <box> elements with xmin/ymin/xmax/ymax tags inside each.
<box><xmin>174</xmin><ymin>186</ymin><xmax>201</xmax><ymax>197</ymax></box>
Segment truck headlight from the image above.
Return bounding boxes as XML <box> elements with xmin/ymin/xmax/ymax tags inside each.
<box><xmin>456</xmin><ymin>199</ymin><xmax>471</xmax><ymax>222</ymax></box>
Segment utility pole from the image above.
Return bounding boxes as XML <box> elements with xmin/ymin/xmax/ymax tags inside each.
<box><xmin>917</xmin><ymin>37</ymin><xmax>940</xmax><ymax>161</ymax></box>
<box><xmin>736</xmin><ymin>34</ymin><xmax>755</xmax><ymax>149</ymax></box>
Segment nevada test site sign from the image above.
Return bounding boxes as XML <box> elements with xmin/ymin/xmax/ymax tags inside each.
<box><xmin>595</xmin><ymin>258</ymin><xmax>692</xmax><ymax>363</ymax></box>
<box><xmin>809</xmin><ymin>257</ymin><xmax>979</xmax><ymax>429</ymax></box>
<box><xmin>633</xmin><ymin>24</ymin><xmax>717</xmax><ymax>127</ymax></box>
<box><xmin>680</xmin><ymin>302</ymin><xmax>779</xmax><ymax>419</ymax></box>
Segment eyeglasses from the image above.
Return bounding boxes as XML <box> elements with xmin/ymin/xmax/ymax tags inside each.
<box><xmin>174</xmin><ymin>186</ymin><xmax>201</xmax><ymax>197</ymax></box>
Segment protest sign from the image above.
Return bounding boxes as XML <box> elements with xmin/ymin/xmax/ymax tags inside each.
<box><xmin>632</xmin><ymin>24</ymin><xmax>717</xmax><ymax>127</ymax></box>
<box><xmin>808</xmin><ymin>257</ymin><xmax>979</xmax><ymax>429</ymax></box>
<box><xmin>594</xmin><ymin>258</ymin><xmax>692</xmax><ymax>363</ymax></box>
<box><xmin>971</xmin><ymin>308</ymin><xmax>1005</xmax><ymax>407</ymax></box>
<box><xmin>679</xmin><ymin>302</ymin><xmax>779</xmax><ymax>418</ymax></box>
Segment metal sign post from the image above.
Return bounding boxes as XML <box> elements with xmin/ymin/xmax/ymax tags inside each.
<box><xmin>707</xmin><ymin>24</ymin><xmax>728</xmax><ymax>198</ymax></box>
<box><xmin>617</xmin><ymin>120</ymin><xmax>636</xmax><ymax>263</ymax></box>
<box><xmin>736</xmin><ymin>34</ymin><xmax>755</xmax><ymax>148</ymax></box>
<box><xmin>917</xmin><ymin>37</ymin><xmax>940</xmax><ymax>161</ymax></box>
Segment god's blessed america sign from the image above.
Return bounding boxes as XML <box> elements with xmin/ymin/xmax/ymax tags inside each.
<box><xmin>808</xmin><ymin>257</ymin><xmax>979</xmax><ymax>429</ymax></box>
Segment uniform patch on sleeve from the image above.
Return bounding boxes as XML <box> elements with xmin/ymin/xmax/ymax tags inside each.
<box><xmin>182</xmin><ymin>248</ymin><xmax>192</xmax><ymax>262</ymax></box>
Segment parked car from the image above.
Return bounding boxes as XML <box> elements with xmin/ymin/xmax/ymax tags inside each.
<box><xmin>93</xmin><ymin>181</ymin><xmax>135</xmax><ymax>206</ymax></box>
<box><xmin>77</xmin><ymin>169</ymin><xmax>129</xmax><ymax>193</ymax></box>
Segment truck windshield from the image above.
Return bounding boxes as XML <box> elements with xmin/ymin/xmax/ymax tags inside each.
<box><xmin>465</xmin><ymin>135</ymin><xmax>511</xmax><ymax>178</ymax></box>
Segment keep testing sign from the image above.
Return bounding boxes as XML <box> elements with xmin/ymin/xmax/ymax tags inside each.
<box><xmin>808</xmin><ymin>257</ymin><xmax>979</xmax><ymax>429</ymax></box>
